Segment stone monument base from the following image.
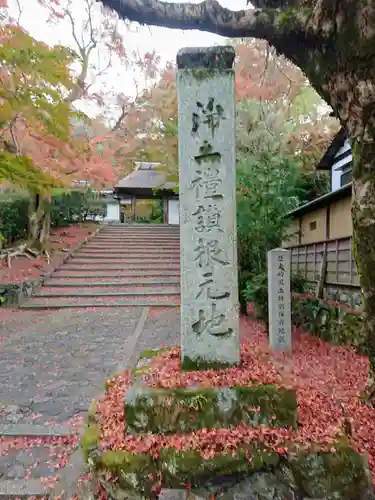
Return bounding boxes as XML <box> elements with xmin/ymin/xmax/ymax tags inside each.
<box><xmin>81</xmin><ymin>348</ymin><xmax>373</xmax><ymax>499</ymax></box>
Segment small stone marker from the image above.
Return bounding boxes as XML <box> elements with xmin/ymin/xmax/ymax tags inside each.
<box><xmin>176</xmin><ymin>46</ymin><xmax>240</xmax><ymax>369</ymax></box>
<box><xmin>268</xmin><ymin>248</ymin><xmax>292</xmax><ymax>352</ymax></box>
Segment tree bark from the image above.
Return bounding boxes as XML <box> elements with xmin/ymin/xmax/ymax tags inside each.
<box><xmin>28</xmin><ymin>194</ymin><xmax>51</xmax><ymax>251</ymax></box>
<box><xmin>351</xmin><ymin>121</ymin><xmax>375</xmax><ymax>396</ymax></box>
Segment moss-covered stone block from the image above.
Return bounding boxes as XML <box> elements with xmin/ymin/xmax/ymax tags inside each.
<box><xmin>124</xmin><ymin>385</ymin><xmax>297</xmax><ymax>435</ymax></box>
<box><xmin>181</xmin><ymin>356</ymin><xmax>235</xmax><ymax>371</ymax></box>
<box><xmin>288</xmin><ymin>440</ymin><xmax>372</xmax><ymax>498</ymax></box>
<box><xmin>292</xmin><ymin>294</ymin><xmax>366</xmax><ymax>353</ymax></box>
<box><xmin>131</xmin><ymin>348</ymin><xmax>168</xmax><ymax>381</ymax></box>
<box><xmin>97</xmin><ymin>451</ymin><xmax>156</xmax><ymax>493</ymax></box>
<box><xmin>82</xmin><ymin>432</ymin><xmax>372</xmax><ymax>499</ymax></box>
<box><xmin>81</xmin><ymin>422</ymin><xmax>100</xmax><ymax>462</ymax></box>
<box><xmin>160</xmin><ymin>446</ymin><xmax>279</xmax><ymax>489</ymax></box>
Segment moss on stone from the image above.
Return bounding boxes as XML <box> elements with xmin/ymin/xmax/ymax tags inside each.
<box><xmin>288</xmin><ymin>439</ymin><xmax>371</xmax><ymax>497</ymax></box>
<box><xmin>160</xmin><ymin>445</ymin><xmax>279</xmax><ymax>489</ymax></box>
<box><xmin>131</xmin><ymin>365</ymin><xmax>151</xmax><ymax>380</ymax></box>
<box><xmin>124</xmin><ymin>385</ymin><xmax>297</xmax><ymax>434</ymax></box>
<box><xmin>292</xmin><ymin>295</ymin><xmax>366</xmax><ymax>353</ymax></box>
<box><xmin>177</xmin><ymin>46</ymin><xmax>235</xmax><ymax>71</ymax></box>
<box><xmin>96</xmin><ymin>450</ymin><xmax>156</xmax><ymax>495</ymax></box>
<box><xmin>81</xmin><ymin>423</ymin><xmax>100</xmax><ymax>461</ymax></box>
<box><xmin>138</xmin><ymin>348</ymin><xmax>166</xmax><ymax>360</ymax></box>
<box><xmin>84</xmin><ymin>435</ymin><xmax>371</xmax><ymax>497</ymax></box>
<box><xmin>104</xmin><ymin>372</ymin><xmax>121</xmax><ymax>390</ymax></box>
<box><xmin>181</xmin><ymin>355</ymin><xmax>235</xmax><ymax>371</ymax></box>
<box><xmin>234</xmin><ymin>385</ymin><xmax>298</xmax><ymax>429</ymax></box>
<box><xmin>131</xmin><ymin>348</ymin><xmax>170</xmax><ymax>382</ymax></box>
<box><xmin>87</xmin><ymin>402</ymin><xmax>97</xmax><ymax>425</ymax></box>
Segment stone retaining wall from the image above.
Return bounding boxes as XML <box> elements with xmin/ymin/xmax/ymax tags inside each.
<box><xmin>0</xmin><ymin>226</ymin><xmax>102</xmax><ymax>307</ymax></box>
<box><xmin>301</xmin><ymin>281</ymin><xmax>362</xmax><ymax>311</ymax></box>
<box><xmin>292</xmin><ymin>293</ymin><xmax>365</xmax><ymax>354</ymax></box>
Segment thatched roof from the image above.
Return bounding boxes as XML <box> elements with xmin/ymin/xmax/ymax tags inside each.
<box><xmin>114</xmin><ymin>162</ymin><xmax>177</xmax><ymax>197</ymax></box>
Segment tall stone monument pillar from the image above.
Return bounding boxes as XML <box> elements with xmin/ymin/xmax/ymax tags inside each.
<box><xmin>176</xmin><ymin>46</ymin><xmax>240</xmax><ymax>369</ymax></box>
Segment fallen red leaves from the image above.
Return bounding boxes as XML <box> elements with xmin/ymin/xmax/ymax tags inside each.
<box><xmin>0</xmin><ymin>435</ymin><xmax>79</xmax><ymax>488</ymax></box>
<box><xmin>0</xmin><ymin>222</ymin><xmax>97</xmax><ymax>284</ymax></box>
<box><xmin>95</xmin><ymin>316</ymin><xmax>375</xmax><ymax>484</ymax></box>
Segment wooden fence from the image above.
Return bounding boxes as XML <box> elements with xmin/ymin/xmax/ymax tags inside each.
<box><xmin>289</xmin><ymin>237</ymin><xmax>360</xmax><ymax>288</ymax></box>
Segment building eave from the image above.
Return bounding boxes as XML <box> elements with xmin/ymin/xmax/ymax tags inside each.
<box><xmin>288</xmin><ymin>182</ymin><xmax>352</xmax><ymax>218</ymax></box>
<box><xmin>316</xmin><ymin>127</ymin><xmax>348</xmax><ymax>171</ymax></box>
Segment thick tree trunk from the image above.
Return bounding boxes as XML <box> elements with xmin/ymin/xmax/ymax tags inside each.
<box><xmin>351</xmin><ymin>128</ymin><xmax>375</xmax><ymax>397</ymax></box>
<box><xmin>28</xmin><ymin>194</ymin><xmax>51</xmax><ymax>251</ymax></box>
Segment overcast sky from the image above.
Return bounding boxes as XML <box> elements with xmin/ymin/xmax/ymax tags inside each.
<box><xmin>7</xmin><ymin>0</ymin><xmax>249</xmax><ymax>121</ymax></box>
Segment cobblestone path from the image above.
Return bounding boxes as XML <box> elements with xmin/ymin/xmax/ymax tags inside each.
<box><xmin>0</xmin><ymin>224</ymin><xmax>180</xmax><ymax>498</ymax></box>
<box><xmin>0</xmin><ymin>306</ymin><xmax>179</xmax><ymax>498</ymax></box>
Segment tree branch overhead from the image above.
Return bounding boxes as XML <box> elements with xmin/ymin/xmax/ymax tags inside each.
<box><xmin>98</xmin><ymin>0</ymin><xmax>297</xmax><ymax>41</ymax></box>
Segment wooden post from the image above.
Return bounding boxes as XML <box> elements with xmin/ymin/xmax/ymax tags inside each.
<box><xmin>316</xmin><ymin>242</ymin><xmax>328</xmax><ymax>298</ymax></box>
<box><xmin>163</xmin><ymin>197</ymin><xmax>169</xmax><ymax>224</ymax></box>
<box><xmin>349</xmin><ymin>237</ymin><xmax>353</xmax><ymax>285</ymax></box>
<box><xmin>131</xmin><ymin>196</ymin><xmax>136</xmax><ymax>222</ymax></box>
<box><xmin>313</xmin><ymin>243</ymin><xmax>317</xmax><ymax>280</ymax></box>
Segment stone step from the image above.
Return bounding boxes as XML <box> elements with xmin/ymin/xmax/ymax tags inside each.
<box><xmin>44</xmin><ymin>279</ymin><xmax>180</xmax><ymax>286</ymax></box>
<box><xmin>35</xmin><ymin>286</ymin><xmax>180</xmax><ymax>296</ymax></box>
<box><xmin>99</xmin><ymin>230</ymin><xmax>179</xmax><ymax>233</ymax></box>
<box><xmin>93</xmin><ymin>236</ymin><xmax>180</xmax><ymax>240</ymax></box>
<box><xmin>0</xmin><ymin>479</ymin><xmax>46</xmax><ymax>498</ymax></box>
<box><xmin>102</xmin><ymin>224</ymin><xmax>180</xmax><ymax>232</ymax></box>
<box><xmin>20</xmin><ymin>298</ymin><xmax>180</xmax><ymax>309</ymax></box>
<box><xmin>77</xmin><ymin>247</ymin><xmax>179</xmax><ymax>253</ymax></box>
<box><xmin>68</xmin><ymin>258</ymin><xmax>180</xmax><ymax>265</ymax></box>
<box><xmin>76</xmin><ymin>251</ymin><xmax>179</xmax><ymax>257</ymax></box>
<box><xmin>94</xmin><ymin>234</ymin><xmax>179</xmax><ymax>238</ymax></box>
<box><xmin>74</xmin><ymin>254</ymin><xmax>179</xmax><ymax>260</ymax></box>
<box><xmin>91</xmin><ymin>240</ymin><xmax>180</xmax><ymax>245</ymax></box>
<box><xmin>72</xmin><ymin>253</ymin><xmax>180</xmax><ymax>259</ymax></box>
<box><xmin>52</xmin><ymin>270</ymin><xmax>180</xmax><ymax>278</ymax></box>
<box><xmin>83</xmin><ymin>245</ymin><xmax>180</xmax><ymax>250</ymax></box>
<box><xmin>62</xmin><ymin>264</ymin><xmax>180</xmax><ymax>270</ymax></box>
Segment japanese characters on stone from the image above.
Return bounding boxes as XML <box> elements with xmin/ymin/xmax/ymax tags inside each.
<box><xmin>268</xmin><ymin>248</ymin><xmax>292</xmax><ymax>352</ymax></box>
<box><xmin>276</xmin><ymin>254</ymin><xmax>287</xmax><ymax>345</ymax></box>
<box><xmin>190</xmin><ymin>98</ymin><xmax>233</xmax><ymax>339</ymax></box>
<box><xmin>177</xmin><ymin>46</ymin><xmax>240</xmax><ymax>367</ymax></box>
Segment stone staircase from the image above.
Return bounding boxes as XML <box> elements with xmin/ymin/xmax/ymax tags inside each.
<box><xmin>20</xmin><ymin>224</ymin><xmax>180</xmax><ymax>309</ymax></box>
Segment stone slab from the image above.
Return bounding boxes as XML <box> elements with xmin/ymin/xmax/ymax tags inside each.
<box><xmin>62</xmin><ymin>265</ymin><xmax>180</xmax><ymax>270</ymax></box>
<box><xmin>177</xmin><ymin>46</ymin><xmax>240</xmax><ymax>368</ymax></box>
<box><xmin>52</xmin><ymin>272</ymin><xmax>180</xmax><ymax>278</ymax></box>
<box><xmin>0</xmin><ymin>423</ymin><xmax>72</xmax><ymax>436</ymax></box>
<box><xmin>124</xmin><ymin>385</ymin><xmax>297</xmax><ymax>434</ymax></box>
<box><xmin>20</xmin><ymin>301</ymin><xmax>180</xmax><ymax>309</ymax></box>
<box><xmin>0</xmin><ymin>479</ymin><xmax>46</xmax><ymax>498</ymax></box>
<box><xmin>82</xmin><ymin>439</ymin><xmax>372</xmax><ymax>498</ymax></box>
<box><xmin>33</xmin><ymin>290</ymin><xmax>179</xmax><ymax>297</ymax></box>
<box><xmin>44</xmin><ymin>280</ymin><xmax>180</xmax><ymax>287</ymax></box>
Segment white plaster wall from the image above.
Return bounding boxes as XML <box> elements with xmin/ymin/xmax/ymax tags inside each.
<box><xmin>332</xmin><ymin>167</ymin><xmax>342</xmax><ymax>191</ymax></box>
<box><xmin>168</xmin><ymin>199</ymin><xmax>180</xmax><ymax>225</ymax></box>
<box><xmin>104</xmin><ymin>203</ymin><xmax>120</xmax><ymax>221</ymax></box>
